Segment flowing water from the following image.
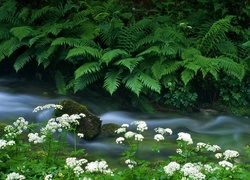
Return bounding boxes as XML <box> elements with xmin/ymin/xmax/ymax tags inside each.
<box><xmin>1</xmin><ymin>77</ymin><xmax>250</xmax><ymax>166</ymax></box>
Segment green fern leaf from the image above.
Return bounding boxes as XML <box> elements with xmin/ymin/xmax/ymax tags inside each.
<box><xmin>217</xmin><ymin>56</ymin><xmax>245</xmax><ymax>81</ymax></box>
<box><xmin>51</xmin><ymin>37</ymin><xmax>80</xmax><ymax>47</ymax></box>
<box><xmin>123</xmin><ymin>74</ymin><xmax>143</xmax><ymax>96</ymax></box>
<box><xmin>55</xmin><ymin>71</ymin><xmax>67</xmax><ymax>95</ymax></box>
<box><xmin>10</xmin><ymin>26</ymin><xmax>33</xmax><ymax>41</ymax></box>
<box><xmin>75</xmin><ymin>62</ymin><xmax>102</xmax><ymax>80</ymax></box>
<box><xmin>74</xmin><ymin>73</ymin><xmax>101</xmax><ymax>92</ymax></box>
<box><xmin>115</xmin><ymin>56</ymin><xmax>144</xmax><ymax>72</ymax></box>
<box><xmin>103</xmin><ymin>70</ymin><xmax>121</xmax><ymax>95</ymax></box>
<box><xmin>139</xmin><ymin>72</ymin><xmax>161</xmax><ymax>93</ymax></box>
<box><xmin>31</xmin><ymin>6</ymin><xmax>54</xmax><ymax>22</ymax></box>
<box><xmin>136</xmin><ymin>46</ymin><xmax>160</xmax><ymax>56</ymax></box>
<box><xmin>66</xmin><ymin>46</ymin><xmax>101</xmax><ymax>59</ymax></box>
<box><xmin>14</xmin><ymin>50</ymin><xmax>34</xmax><ymax>72</ymax></box>
<box><xmin>101</xmin><ymin>49</ymin><xmax>129</xmax><ymax>65</ymax></box>
<box><xmin>181</xmin><ymin>69</ymin><xmax>195</xmax><ymax>85</ymax></box>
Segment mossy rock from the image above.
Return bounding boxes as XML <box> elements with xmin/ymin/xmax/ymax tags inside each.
<box><xmin>54</xmin><ymin>99</ymin><xmax>102</xmax><ymax>140</ymax></box>
<box><xmin>101</xmin><ymin>123</ymin><xmax>120</xmax><ymax>137</ymax></box>
<box><xmin>0</xmin><ymin>123</ymin><xmax>7</xmax><ymax>137</ymax></box>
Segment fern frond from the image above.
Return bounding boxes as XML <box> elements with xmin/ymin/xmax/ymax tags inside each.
<box><xmin>66</xmin><ymin>46</ymin><xmax>101</xmax><ymax>59</ymax></box>
<box><xmin>30</xmin><ymin>6</ymin><xmax>54</xmax><ymax>23</ymax></box>
<box><xmin>217</xmin><ymin>56</ymin><xmax>245</xmax><ymax>81</ymax></box>
<box><xmin>14</xmin><ymin>50</ymin><xmax>35</xmax><ymax>72</ymax></box>
<box><xmin>74</xmin><ymin>73</ymin><xmax>102</xmax><ymax>92</ymax></box>
<box><xmin>18</xmin><ymin>8</ymin><xmax>30</xmax><ymax>22</ymax></box>
<box><xmin>115</xmin><ymin>56</ymin><xmax>144</xmax><ymax>72</ymax></box>
<box><xmin>136</xmin><ymin>46</ymin><xmax>160</xmax><ymax>56</ymax></box>
<box><xmin>103</xmin><ymin>70</ymin><xmax>121</xmax><ymax>95</ymax></box>
<box><xmin>101</xmin><ymin>49</ymin><xmax>129</xmax><ymax>65</ymax></box>
<box><xmin>75</xmin><ymin>62</ymin><xmax>102</xmax><ymax>80</ymax></box>
<box><xmin>10</xmin><ymin>26</ymin><xmax>33</xmax><ymax>41</ymax></box>
<box><xmin>139</xmin><ymin>72</ymin><xmax>161</xmax><ymax>93</ymax></box>
<box><xmin>55</xmin><ymin>71</ymin><xmax>67</xmax><ymax>95</ymax></box>
<box><xmin>123</xmin><ymin>74</ymin><xmax>143</xmax><ymax>96</ymax></box>
<box><xmin>181</xmin><ymin>69</ymin><xmax>196</xmax><ymax>85</ymax></box>
<box><xmin>51</xmin><ymin>37</ymin><xmax>82</xmax><ymax>47</ymax></box>
<box><xmin>198</xmin><ymin>16</ymin><xmax>234</xmax><ymax>54</ymax></box>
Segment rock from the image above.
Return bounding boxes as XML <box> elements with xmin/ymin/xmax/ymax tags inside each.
<box><xmin>101</xmin><ymin>123</ymin><xmax>120</xmax><ymax>137</ymax></box>
<box><xmin>54</xmin><ymin>99</ymin><xmax>102</xmax><ymax>140</ymax></box>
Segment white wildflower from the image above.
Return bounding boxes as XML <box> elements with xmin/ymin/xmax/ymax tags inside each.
<box><xmin>223</xmin><ymin>150</ymin><xmax>239</xmax><ymax>160</ymax></box>
<box><xmin>33</xmin><ymin>104</ymin><xmax>63</xmax><ymax>113</ymax></box>
<box><xmin>77</xmin><ymin>133</ymin><xmax>84</xmax><ymax>138</ymax></box>
<box><xmin>6</xmin><ymin>172</ymin><xmax>26</xmax><ymax>180</ymax></box>
<box><xmin>124</xmin><ymin>131</ymin><xmax>135</xmax><ymax>139</ymax></box>
<box><xmin>181</xmin><ymin>163</ymin><xmax>205</xmax><ymax>180</ymax></box>
<box><xmin>177</xmin><ymin>132</ymin><xmax>193</xmax><ymax>145</ymax></box>
<box><xmin>116</xmin><ymin>137</ymin><xmax>125</xmax><ymax>144</ymax></box>
<box><xmin>44</xmin><ymin>174</ymin><xmax>53</xmax><ymax>180</ymax></box>
<box><xmin>134</xmin><ymin>134</ymin><xmax>144</xmax><ymax>141</ymax></box>
<box><xmin>215</xmin><ymin>153</ymin><xmax>223</xmax><ymax>159</ymax></box>
<box><xmin>154</xmin><ymin>127</ymin><xmax>173</xmax><ymax>135</ymax></box>
<box><xmin>125</xmin><ymin>159</ymin><xmax>137</xmax><ymax>169</ymax></box>
<box><xmin>219</xmin><ymin>160</ymin><xmax>233</xmax><ymax>170</ymax></box>
<box><xmin>28</xmin><ymin>133</ymin><xmax>45</xmax><ymax>144</ymax></box>
<box><xmin>154</xmin><ymin>134</ymin><xmax>165</xmax><ymax>141</ymax></box>
<box><xmin>163</xmin><ymin>161</ymin><xmax>181</xmax><ymax>176</ymax></box>
<box><xmin>176</xmin><ymin>148</ymin><xmax>183</xmax><ymax>154</ymax></box>
<box><xmin>131</xmin><ymin>121</ymin><xmax>148</xmax><ymax>132</ymax></box>
<box><xmin>115</xmin><ymin>127</ymin><xmax>126</xmax><ymax>134</ymax></box>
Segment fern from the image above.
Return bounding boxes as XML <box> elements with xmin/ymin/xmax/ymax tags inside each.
<box><xmin>74</xmin><ymin>62</ymin><xmax>102</xmax><ymax>80</ymax></box>
<box><xmin>103</xmin><ymin>70</ymin><xmax>121</xmax><ymax>95</ymax></box>
<box><xmin>123</xmin><ymin>74</ymin><xmax>143</xmax><ymax>96</ymax></box>
<box><xmin>66</xmin><ymin>46</ymin><xmax>101</xmax><ymax>59</ymax></box>
<box><xmin>101</xmin><ymin>49</ymin><xmax>129</xmax><ymax>65</ymax></box>
<box><xmin>55</xmin><ymin>71</ymin><xmax>67</xmax><ymax>95</ymax></box>
<box><xmin>139</xmin><ymin>72</ymin><xmax>161</xmax><ymax>93</ymax></box>
<box><xmin>181</xmin><ymin>69</ymin><xmax>196</xmax><ymax>85</ymax></box>
<box><xmin>10</xmin><ymin>26</ymin><xmax>33</xmax><ymax>41</ymax></box>
<box><xmin>14</xmin><ymin>50</ymin><xmax>35</xmax><ymax>72</ymax></box>
<box><xmin>198</xmin><ymin>16</ymin><xmax>234</xmax><ymax>55</ymax></box>
<box><xmin>115</xmin><ymin>57</ymin><xmax>144</xmax><ymax>72</ymax></box>
<box><xmin>74</xmin><ymin>73</ymin><xmax>102</xmax><ymax>92</ymax></box>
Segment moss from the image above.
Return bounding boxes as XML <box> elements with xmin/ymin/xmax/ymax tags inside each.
<box><xmin>101</xmin><ymin>123</ymin><xmax>121</xmax><ymax>137</ymax></box>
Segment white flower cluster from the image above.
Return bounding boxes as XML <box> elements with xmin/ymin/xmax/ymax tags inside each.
<box><xmin>44</xmin><ymin>174</ymin><xmax>53</xmax><ymax>180</ymax></box>
<box><xmin>223</xmin><ymin>150</ymin><xmax>239</xmax><ymax>160</ymax></box>
<box><xmin>115</xmin><ymin>124</ymin><xmax>129</xmax><ymax>134</ymax></box>
<box><xmin>28</xmin><ymin>133</ymin><xmax>45</xmax><ymax>144</ymax></box>
<box><xmin>116</xmin><ymin>137</ymin><xmax>125</xmax><ymax>144</ymax></box>
<box><xmin>134</xmin><ymin>134</ymin><xmax>144</xmax><ymax>141</ymax></box>
<box><xmin>177</xmin><ymin>132</ymin><xmax>193</xmax><ymax>145</ymax></box>
<box><xmin>196</xmin><ymin>142</ymin><xmax>221</xmax><ymax>152</ymax></box>
<box><xmin>33</xmin><ymin>104</ymin><xmax>63</xmax><ymax>113</ymax></box>
<box><xmin>124</xmin><ymin>131</ymin><xmax>135</xmax><ymax>139</ymax></box>
<box><xmin>181</xmin><ymin>163</ymin><xmax>206</xmax><ymax>180</ymax></box>
<box><xmin>65</xmin><ymin>157</ymin><xmax>88</xmax><ymax>176</ymax></box>
<box><xmin>85</xmin><ymin>160</ymin><xmax>113</xmax><ymax>175</ymax></box>
<box><xmin>154</xmin><ymin>134</ymin><xmax>165</xmax><ymax>141</ymax></box>
<box><xmin>214</xmin><ymin>149</ymin><xmax>239</xmax><ymax>161</ymax></box>
<box><xmin>125</xmin><ymin>159</ymin><xmax>137</xmax><ymax>169</ymax></box>
<box><xmin>4</xmin><ymin>117</ymin><xmax>29</xmax><ymax>139</ymax></box>
<box><xmin>154</xmin><ymin>127</ymin><xmax>173</xmax><ymax>135</ymax></box>
<box><xmin>163</xmin><ymin>161</ymin><xmax>181</xmax><ymax>176</ymax></box>
<box><xmin>5</xmin><ymin>172</ymin><xmax>26</xmax><ymax>180</ymax></box>
<box><xmin>28</xmin><ymin>113</ymin><xmax>85</xmax><ymax>144</ymax></box>
<box><xmin>131</xmin><ymin>121</ymin><xmax>148</xmax><ymax>132</ymax></box>
<box><xmin>218</xmin><ymin>160</ymin><xmax>234</xmax><ymax>170</ymax></box>
<box><xmin>0</xmin><ymin>139</ymin><xmax>15</xmax><ymax>149</ymax></box>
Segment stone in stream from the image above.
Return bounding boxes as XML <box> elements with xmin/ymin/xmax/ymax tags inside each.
<box><xmin>54</xmin><ymin>99</ymin><xmax>102</xmax><ymax>140</ymax></box>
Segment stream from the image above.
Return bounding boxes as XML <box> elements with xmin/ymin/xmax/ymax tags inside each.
<box><xmin>1</xmin><ymin>77</ymin><xmax>250</xmax><ymax>166</ymax></box>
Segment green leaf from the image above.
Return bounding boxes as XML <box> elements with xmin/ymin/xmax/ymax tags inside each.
<box><xmin>123</xmin><ymin>74</ymin><xmax>143</xmax><ymax>96</ymax></box>
<box><xmin>14</xmin><ymin>50</ymin><xmax>34</xmax><ymax>72</ymax></box>
<box><xmin>115</xmin><ymin>56</ymin><xmax>144</xmax><ymax>72</ymax></box>
<box><xmin>75</xmin><ymin>62</ymin><xmax>102</xmax><ymax>79</ymax></box>
<box><xmin>136</xmin><ymin>46</ymin><xmax>160</xmax><ymax>56</ymax></box>
<box><xmin>10</xmin><ymin>26</ymin><xmax>33</xmax><ymax>41</ymax></box>
<box><xmin>181</xmin><ymin>69</ymin><xmax>195</xmax><ymax>85</ymax></box>
<box><xmin>103</xmin><ymin>70</ymin><xmax>121</xmax><ymax>95</ymax></box>
<box><xmin>139</xmin><ymin>72</ymin><xmax>161</xmax><ymax>93</ymax></box>
<box><xmin>101</xmin><ymin>49</ymin><xmax>129</xmax><ymax>65</ymax></box>
<box><xmin>66</xmin><ymin>46</ymin><xmax>101</xmax><ymax>59</ymax></box>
